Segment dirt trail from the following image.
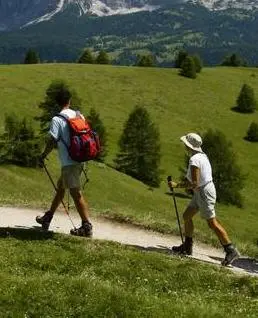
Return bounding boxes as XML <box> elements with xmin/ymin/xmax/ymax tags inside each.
<box><xmin>0</xmin><ymin>206</ymin><xmax>257</xmax><ymax>277</ymax></box>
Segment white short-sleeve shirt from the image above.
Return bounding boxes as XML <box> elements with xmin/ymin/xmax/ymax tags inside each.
<box><xmin>186</xmin><ymin>153</ymin><xmax>213</xmax><ymax>187</ymax></box>
<box><xmin>49</xmin><ymin>108</ymin><xmax>83</xmax><ymax>167</ymax></box>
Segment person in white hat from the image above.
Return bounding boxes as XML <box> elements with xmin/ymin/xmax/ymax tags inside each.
<box><xmin>168</xmin><ymin>133</ymin><xmax>240</xmax><ymax>266</ymax></box>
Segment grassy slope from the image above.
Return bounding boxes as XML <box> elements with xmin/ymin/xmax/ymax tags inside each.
<box><xmin>0</xmin><ymin>64</ymin><xmax>258</xmax><ymax>256</ymax></box>
<box><xmin>0</xmin><ymin>231</ymin><xmax>257</xmax><ymax>317</ymax></box>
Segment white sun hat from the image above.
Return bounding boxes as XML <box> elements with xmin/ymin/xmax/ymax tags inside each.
<box><xmin>180</xmin><ymin>133</ymin><xmax>203</xmax><ymax>153</ymax></box>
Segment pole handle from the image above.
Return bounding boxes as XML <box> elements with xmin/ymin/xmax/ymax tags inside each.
<box><xmin>167</xmin><ymin>175</ymin><xmax>174</xmax><ymax>191</ymax></box>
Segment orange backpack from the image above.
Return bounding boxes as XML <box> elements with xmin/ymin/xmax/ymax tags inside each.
<box><xmin>58</xmin><ymin>112</ymin><xmax>100</xmax><ymax>162</ymax></box>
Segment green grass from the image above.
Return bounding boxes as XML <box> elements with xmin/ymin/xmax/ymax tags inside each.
<box><xmin>0</xmin><ymin>64</ymin><xmax>258</xmax><ymax>257</ymax></box>
<box><xmin>0</xmin><ymin>230</ymin><xmax>257</xmax><ymax>317</ymax></box>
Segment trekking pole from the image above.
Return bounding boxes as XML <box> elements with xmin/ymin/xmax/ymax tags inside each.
<box><xmin>42</xmin><ymin>162</ymin><xmax>76</xmax><ymax>229</ymax></box>
<box><xmin>167</xmin><ymin>176</ymin><xmax>184</xmax><ymax>244</ymax></box>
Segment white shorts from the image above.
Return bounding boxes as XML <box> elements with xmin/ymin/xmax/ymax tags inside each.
<box><xmin>188</xmin><ymin>182</ymin><xmax>216</xmax><ymax>220</ymax></box>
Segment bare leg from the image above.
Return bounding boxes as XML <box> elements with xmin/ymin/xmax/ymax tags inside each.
<box><xmin>172</xmin><ymin>206</ymin><xmax>198</xmax><ymax>254</ymax></box>
<box><xmin>49</xmin><ymin>179</ymin><xmax>65</xmax><ymax>214</ymax></box>
<box><xmin>207</xmin><ymin>217</ymin><xmax>231</xmax><ymax>245</ymax></box>
<box><xmin>69</xmin><ymin>188</ymin><xmax>90</xmax><ymax>223</ymax></box>
<box><xmin>183</xmin><ymin>206</ymin><xmax>199</xmax><ymax>237</ymax></box>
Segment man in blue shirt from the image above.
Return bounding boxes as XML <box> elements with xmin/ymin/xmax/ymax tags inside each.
<box><xmin>36</xmin><ymin>88</ymin><xmax>92</xmax><ymax>237</ymax></box>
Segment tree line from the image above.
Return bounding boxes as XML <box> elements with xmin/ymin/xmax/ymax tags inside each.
<box><xmin>24</xmin><ymin>48</ymin><xmax>248</xmax><ymax>73</ymax></box>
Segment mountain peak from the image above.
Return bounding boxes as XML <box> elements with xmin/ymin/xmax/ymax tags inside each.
<box><xmin>1</xmin><ymin>0</ymin><xmax>258</xmax><ymax>31</ymax></box>
<box><xmin>24</xmin><ymin>0</ymin><xmax>159</xmax><ymax>27</ymax></box>
<box><xmin>192</xmin><ymin>0</ymin><xmax>258</xmax><ymax>10</ymax></box>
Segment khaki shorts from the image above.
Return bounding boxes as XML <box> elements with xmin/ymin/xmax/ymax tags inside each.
<box><xmin>58</xmin><ymin>164</ymin><xmax>83</xmax><ymax>189</ymax></box>
<box><xmin>188</xmin><ymin>182</ymin><xmax>216</xmax><ymax>220</ymax></box>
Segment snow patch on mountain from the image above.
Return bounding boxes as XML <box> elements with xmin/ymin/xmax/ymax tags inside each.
<box><xmin>23</xmin><ymin>0</ymin><xmax>159</xmax><ymax>27</ymax></box>
<box><xmin>90</xmin><ymin>0</ymin><xmax>158</xmax><ymax>16</ymax></box>
<box><xmin>191</xmin><ymin>0</ymin><xmax>258</xmax><ymax>10</ymax></box>
<box><xmin>24</xmin><ymin>0</ymin><xmax>66</xmax><ymax>27</ymax></box>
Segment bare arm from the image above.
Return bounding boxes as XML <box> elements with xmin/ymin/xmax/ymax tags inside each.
<box><xmin>190</xmin><ymin>165</ymin><xmax>200</xmax><ymax>190</ymax></box>
<box><xmin>41</xmin><ymin>136</ymin><xmax>57</xmax><ymax>159</ymax></box>
<box><xmin>168</xmin><ymin>166</ymin><xmax>200</xmax><ymax>190</ymax></box>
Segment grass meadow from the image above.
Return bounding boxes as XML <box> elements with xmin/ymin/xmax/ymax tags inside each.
<box><xmin>0</xmin><ymin>230</ymin><xmax>257</xmax><ymax>317</ymax></box>
<box><xmin>0</xmin><ymin>64</ymin><xmax>258</xmax><ymax>257</ymax></box>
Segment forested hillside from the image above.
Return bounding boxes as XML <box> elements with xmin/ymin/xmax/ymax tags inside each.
<box><xmin>1</xmin><ymin>3</ymin><xmax>258</xmax><ymax>65</ymax></box>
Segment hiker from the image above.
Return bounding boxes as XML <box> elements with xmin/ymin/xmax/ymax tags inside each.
<box><xmin>36</xmin><ymin>88</ymin><xmax>93</xmax><ymax>237</ymax></box>
<box><xmin>169</xmin><ymin>133</ymin><xmax>240</xmax><ymax>266</ymax></box>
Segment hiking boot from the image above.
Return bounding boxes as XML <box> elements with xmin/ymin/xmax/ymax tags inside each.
<box><xmin>172</xmin><ymin>237</ymin><xmax>193</xmax><ymax>255</ymax></box>
<box><xmin>221</xmin><ymin>244</ymin><xmax>240</xmax><ymax>266</ymax></box>
<box><xmin>70</xmin><ymin>222</ymin><xmax>93</xmax><ymax>238</ymax></box>
<box><xmin>36</xmin><ymin>211</ymin><xmax>53</xmax><ymax>231</ymax></box>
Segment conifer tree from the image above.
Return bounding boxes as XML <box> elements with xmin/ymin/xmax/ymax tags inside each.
<box><xmin>36</xmin><ymin>80</ymin><xmax>81</xmax><ymax>134</ymax></box>
<box><xmin>95</xmin><ymin>50</ymin><xmax>110</xmax><ymax>64</ymax></box>
<box><xmin>175</xmin><ymin>50</ymin><xmax>188</xmax><ymax>68</ymax></box>
<box><xmin>114</xmin><ymin>106</ymin><xmax>161</xmax><ymax>187</ymax></box>
<box><xmin>192</xmin><ymin>55</ymin><xmax>203</xmax><ymax>73</ymax></box>
<box><xmin>246</xmin><ymin>122</ymin><xmax>258</xmax><ymax>142</ymax></box>
<box><xmin>87</xmin><ymin>107</ymin><xmax>107</xmax><ymax>162</ymax></box>
<box><xmin>221</xmin><ymin>53</ymin><xmax>246</xmax><ymax>67</ymax></box>
<box><xmin>0</xmin><ymin>114</ymin><xmax>40</xmax><ymax>167</ymax></box>
<box><xmin>136</xmin><ymin>54</ymin><xmax>155</xmax><ymax>67</ymax></box>
<box><xmin>236</xmin><ymin>84</ymin><xmax>257</xmax><ymax>113</ymax></box>
<box><xmin>202</xmin><ymin>129</ymin><xmax>244</xmax><ymax>207</ymax></box>
<box><xmin>78</xmin><ymin>49</ymin><xmax>94</xmax><ymax>64</ymax></box>
<box><xmin>180</xmin><ymin>56</ymin><xmax>196</xmax><ymax>79</ymax></box>
<box><xmin>24</xmin><ymin>49</ymin><xmax>40</xmax><ymax>64</ymax></box>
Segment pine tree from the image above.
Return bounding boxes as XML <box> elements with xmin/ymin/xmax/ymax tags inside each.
<box><xmin>180</xmin><ymin>56</ymin><xmax>196</xmax><ymax>79</ymax></box>
<box><xmin>78</xmin><ymin>49</ymin><xmax>94</xmax><ymax>64</ymax></box>
<box><xmin>24</xmin><ymin>49</ymin><xmax>40</xmax><ymax>64</ymax></box>
<box><xmin>36</xmin><ymin>79</ymin><xmax>81</xmax><ymax>134</ymax></box>
<box><xmin>0</xmin><ymin>114</ymin><xmax>41</xmax><ymax>167</ymax></box>
<box><xmin>87</xmin><ymin>108</ymin><xmax>107</xmax><ymax>162</ymax></box>
<box><xmin>136</xmin><ymin>54</ymin><xmax>155</xmax><ymax>67</ymax></box>
<box><xmin>221</xmin><ymin>53</ymin><xmax>246</xmax><ymax>67</ymax></box>
<box><xmin>192</xmin><ymin>55</ymin><xmax>203</xmax><ymax>73</ymax></box>
<box><xmin>246</xmin><ymin>122</ymin><xmax>258</xmax><ymax>142</ymax></box>
<box><xmin>236</xmin><ymin>84</ymin><xmax>257</xmax><ymax>113</ymax></box>
<box><xmin>114</xmin><ymin>106</ymin><xmax>161</xmax><ymax>187</ymax></box>
<box><xmin>175</xmin><ymin>50</ymin><xmax>188</xmax><ymax>68</ymax></box>
<box><xmin>95</xmin><ymin>50</ymin><xmax>110</xmax><ymax>64</ymax></box>
<box><xmin>202</xmin><ymin>129</ymin><xmax>244</xmax><ymax>207</ymax></box>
